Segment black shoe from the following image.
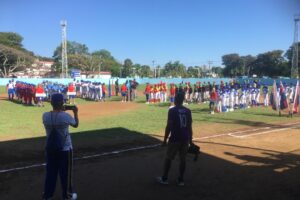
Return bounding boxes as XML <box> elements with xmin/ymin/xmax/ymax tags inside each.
<box><xmin>177</xmin><ymin>178</ymin><xmax>185</xmax><ymax>186</ymax></box>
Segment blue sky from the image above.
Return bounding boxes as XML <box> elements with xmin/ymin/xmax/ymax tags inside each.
<box><xmin>1</xmin><ymin>0</ymin><xmax>299</xmax><ymax>67</ymax></box>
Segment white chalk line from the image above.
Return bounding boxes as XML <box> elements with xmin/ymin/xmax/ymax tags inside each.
<box><xmin>0</xmin><ymin>144</ymin><xmax>160</xmax><ymax>174</ymax></box>
<box><xmin>234</xmin><ymin>126</ymin><xmax>300</xmax><ymax>138</ymax></box>
<box><xmin>1</xmin><ymin>122</ymin><xmax>300</xmax><ymax>174</ymax></box>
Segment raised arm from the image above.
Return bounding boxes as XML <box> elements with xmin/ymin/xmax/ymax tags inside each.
<box><xmin>70</xmin><ymin>106</ymin><xmax>79</xmax><ymax>128</ymax></box>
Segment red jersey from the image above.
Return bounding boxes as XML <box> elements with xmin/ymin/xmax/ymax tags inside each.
<box><xmin>145</xmin><ymin>85</ymin><xmax>151</xmax><ymax>94</ymax></box>
<box><xmin>102</xmin><ymin>85</ymin><xmax>107</xmax><ymax>93</ymax></box>
<box><xmin>36</xmin><ymin>87</ymin><xmax>44</xmax><ymax>94</ymax></box>
<box><xmin>121</xmin><ymin>85</ymin><xmax>127</xmax><ymax>92</ymax></box>
<box><xmin>170</xmin><ymin>87</ymin><xmax>176</xmax><ymax>96</ymax></box>
<box><xmin>68</xmin><ymin>85</ymin><xmax>75</xmax><ymax>92</ymax></box>
<box><xmin>210</xmin><ymin>91</ymin><xmax>217</xmax><ymax>100</ymax></box>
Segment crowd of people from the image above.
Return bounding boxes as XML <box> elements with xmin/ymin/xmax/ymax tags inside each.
<box><xmin>5</xmin><ymin>79</ymin><xmax>112</xmax><ymax>106</ymax></box>
<box><xmin>116</xmin><ymin>79</ymin><xmax>139</xmax><ymax>102</ymax></box>
<box><xmin>5</xmin><ymin>79</ymin><xmax>300</xmax><ymax>115</ymax></box>
<box><xmin>143</xmin><ymin>80</ymin><xmax>300</xmax><ymax>115</ymax></box>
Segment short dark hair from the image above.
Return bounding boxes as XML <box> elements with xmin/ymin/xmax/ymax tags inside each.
<box><xmin>175</xmin><ymin>92</ymin><xmax>185</xmax><ymax>105</ymax></box>
<box><xmin>51</xmin><ymin>93</ymin><xmax>64</xmax><ymax>109</ymax></box>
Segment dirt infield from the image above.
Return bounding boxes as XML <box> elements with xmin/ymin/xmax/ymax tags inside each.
<box><xmin>75</xmin><ymin>101</ymin><xmax>141</xmax><ymax>121</ymax></box>
<box><xmin>0</xmin><ymin>93</ymin><xmax>6</xmax><ymax>100</ymax></box>
<box><xmin>1</xmin><ymin>122</ymin><xmax>300</xmax><ymax>200</ymax></box>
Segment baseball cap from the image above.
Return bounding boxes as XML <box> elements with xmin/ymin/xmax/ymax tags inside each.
<box><xmin>51</xmin><ymin>93</ymin><xmax>64</xmax><ymax>104</ymax></box>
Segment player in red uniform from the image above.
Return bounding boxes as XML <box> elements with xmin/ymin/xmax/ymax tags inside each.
<box><xmin>36</xmin><ymin>84</ymin><xmax>46</xmax><ymax>107</ymax></box>
<box><xmin>67</xmin><ymin>83</ymin><xmax>76</xmax><ymax>105</ymax></box>
<box><xmin>102</xmin><ymin>83</ymin><xmax>107</xmax><ymax>102</ymax></box>
<box><xmin>120</xmin><ymin>83</ymin><xmax>127</xmax><ymax>102</ymax></box>
<box><xmin>169</xmin><ymin>83</ymin><xmax>176</xmax><ymax>108</ymax></box>
<box><xmin>144</xmin><ymin>83</ymin><xmax>151</xmax><ymax>104</ymax></box>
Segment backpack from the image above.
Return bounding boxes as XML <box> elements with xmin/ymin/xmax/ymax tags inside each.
<box><xmin>46</xmin><ymin>112</ymin><xmax>67</xmax><ymax>152</ymax></box>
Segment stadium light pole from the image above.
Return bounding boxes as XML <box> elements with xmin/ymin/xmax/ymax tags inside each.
<box><xmin>292</xmin><ymin>14</ymin><xmax>300</xmax><ymax>79</ymax></box>
<box><xmin>60</xmin><ymin>20</ymin><xmax>68</xmax><ymax>78</ymax></box>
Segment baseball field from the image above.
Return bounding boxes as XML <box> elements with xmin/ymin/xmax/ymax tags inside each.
<box><xmin>1</xmin><ymin>86</ymin><xmax>300</xmax><ymax>200</ymax></box>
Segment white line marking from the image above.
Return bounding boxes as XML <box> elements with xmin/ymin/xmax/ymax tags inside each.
<box><xmin>237</xmin><ymin>127</ymin><xmax>298</xmax><ymax>138</ymax></box>
<box><xmin>1</xmin><ymin>122</ymin><xmax>300</xmax><ymax>174</ymax></box>
<box><xmin>0</xmin><ymin>144</ymin><xmax>160</xmax><ymax>174</ymax></box>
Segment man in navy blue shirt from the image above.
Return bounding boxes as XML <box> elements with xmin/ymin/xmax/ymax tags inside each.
<box><xmin>157</xmin><ymin>92</ymin><xmax>193</xmax><ymax>186</ymax></box>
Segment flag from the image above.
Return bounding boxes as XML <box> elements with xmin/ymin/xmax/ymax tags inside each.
<box><xmin>293</xmin><ymin>81</ymin><xmax>299</xmax><ymax>113</ymax></box>
<box><xmin>270</xmin><ymin>80</ymin><xmax>279</xmax><ymax>111</ymax></box>
<box><xmin>279</xmin><ymin>81</ymin><xmax>288</xmax><ymax>110</ymax></box>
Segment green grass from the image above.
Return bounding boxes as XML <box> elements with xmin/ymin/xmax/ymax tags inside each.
<box><xmin>1</xmin><ymin>88</ymin><xmax>299</xmax><ymax>167</ymax></box>
<box><xmin>0</xmin><ymin>96</ymin><xmax>297</xmax><ymax>141</ymax></box>
<box><xmin>0</xmin><ymin>83</ymin><xmax>298</xmax><ymax>141</ymax></box>
<box><xmin>0</xmin><ymin>86</ymin><xmax>6</xmax><ymax>94</ymax></box>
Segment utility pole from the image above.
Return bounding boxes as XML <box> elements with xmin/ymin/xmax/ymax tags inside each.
<box><xmin>132</xmin><ymin>67</ymin><xmax>136</xmax><ymax>77</ymax></box>
<box><xmin>99</xmin><ymin>55</ymin><xmax>102</xmax><ymax>78</ymax></box>
<box><xmin>157</xmin><ymin>66</ymin><xmax>160</xmax><ymax>78</ymax></box>
<box><xmin>152</xmin><ymin>60</ymin><xmax>156</xmax><ymax>78</ymax></box>
<box><xmin>292</xmin><ymin>14</ymin><xmax>300</xmax><ymax>79</ymax></box>
<box><xmin>61</xmin><ymin>20</ymin><xmax>68</xmax><ymax>78</ymax></box>
<box><xmin>197</xmin><ymin>67</ymin><xmax>201</xmax><ymax>78</ymax></box>
<box><xmin>208</xmin><ymin>60</ymin><xmax>213</xmax><ymax>77</ymax></box>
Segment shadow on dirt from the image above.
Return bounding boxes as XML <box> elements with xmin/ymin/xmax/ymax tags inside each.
<box><xmin>1</xmin><ymin>129</ymin><xmax>300</xmax><ymax>200</ymax></box>
<box><xmin>0</xmin><ymin>127</ymin><xmax>161</xmax><ymax>170</ymax></box>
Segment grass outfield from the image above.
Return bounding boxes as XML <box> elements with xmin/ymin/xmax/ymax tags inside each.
<box><xmin>1</xmin><ymin>93</ymin><xmax>298</xmax><ymax>140</ymax></box>
<box><xmin>1</xmin><ymin>84</ymin><xmax>299</xmax><ymax>142</ymax></box>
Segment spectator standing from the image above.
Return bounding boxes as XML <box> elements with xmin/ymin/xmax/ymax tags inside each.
<box><xmin>42</xmin><ymin>93</ymin><xmax>79</xmax><ymax>200</ymax></box>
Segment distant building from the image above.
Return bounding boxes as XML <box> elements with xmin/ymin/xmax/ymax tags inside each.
<box><xmin>80</xmin><ymin>71</ymin><xmax>112</xmax><ymax>79</ymax></box>
<box><xmin>14</xmin><ymin>59</ymin><xmax>54</xmax><ymax>78</ymax></box>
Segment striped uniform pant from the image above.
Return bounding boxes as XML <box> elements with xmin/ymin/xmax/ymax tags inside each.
<box><xmin>43</xmin><ymin>149</ymin><xmax>74</xmax><ymax>199</ymax></box>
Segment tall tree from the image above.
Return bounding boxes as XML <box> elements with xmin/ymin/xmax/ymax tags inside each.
<box><xmin>285</xmin><ymin>42</ymin><xmax>300</xmax><ymax>75</ymax></box>
<box><xmin>251</xmin><ymin>50</ymin><xmax>287</xmax><ymax>77</ymax></box>
<box><xmin>122</xmin><ymin>58</ymin><xmax>133</xmax><ymax>77</ymax></box>
<box><xmin>0</xmin><ymin>32</ymin><xmax>23</xmax><ymax>49</ymax></box>
<box><xmin>132</xmin><ymin>64</ymin><xmax>141</xmax><ymax>77</ymax></box>
<box><xmin>187</xmin><ymin>66</ymin><xmax>199</xmax><ymax>77</ymax></box>
<box><xmin>92</xmin><ymin>49</ymin><xmax>114</xmax><ymax>60</ymax></box>
<box><xmin>92</xmin><ymin>49</ymin><xmax>121</xmax><ymax>77</ymax></box>
<box><xmin>222</xmin><ymin>53</ymin><xmax>244</xmax><ymax>77</ymax></box>
<box><xmin>240</xmin><ymin>55</ymin><xmax>256</xmax><ymax>76</ymax></box>
<box><xmin>0</xmin><ymin>44</ymin><xmax>34</xmax><ymax>77</ymax></box>
<box><xmin>211</xmin><ymin>66</ymin><xmax>223</xmax><ymax>77</ymax></box>
<box><xmin>53</xmin><ymin>41</ymin><xmax>89</xmax><ymax>71</ymax></box>
<box><xmin>140</xmin><ymin>65</ymin><xmax>151</xmax><ymax>77</ymax></box>
<box><xmin>163</xmin><ymin>61</ymin><xmax>186</xmax><ymax>78</ymax></box>
<box><xmin>68</xmin><ymin>54</ymin><xmax>101</xmax><ymax>77</ymax></box>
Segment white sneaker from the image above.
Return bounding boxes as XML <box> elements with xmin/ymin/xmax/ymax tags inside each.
<box><xmin>156</xmin><ymin>176</ymin><xmax>169</xmax><ymax>185</ymax></box>
<box><xmin>65</xmin><ymin>193</ymin><xmax>77</xmax><ymax>200</ymax></box>
<box><xmin>72</xmin><ymin>193</ymin><xmax>77</xmax><ymax>200</ymax></box>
